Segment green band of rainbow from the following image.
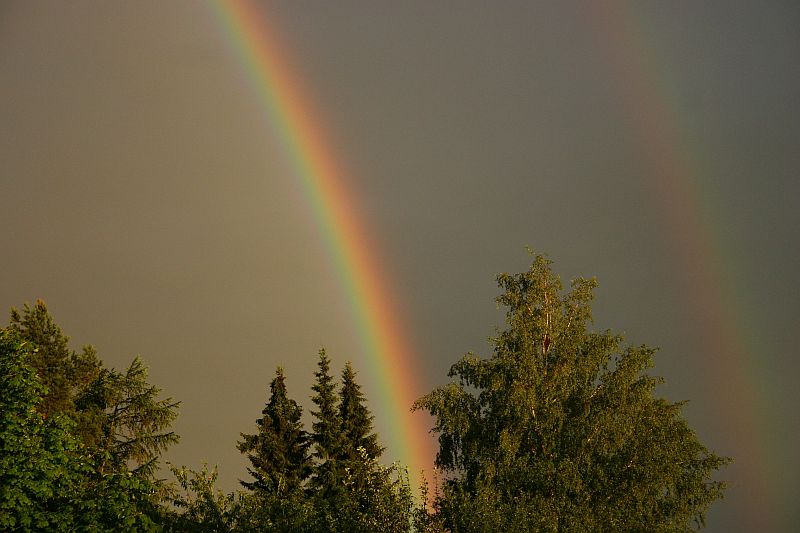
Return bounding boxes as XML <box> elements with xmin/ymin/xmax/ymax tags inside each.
<box><xmin>208</xmin><ymin>0</ymin><xmax>432</xmax><ymax>484</ymax></box>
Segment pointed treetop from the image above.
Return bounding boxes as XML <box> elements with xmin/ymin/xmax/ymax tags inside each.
<box><xmin>238</xmin><ymin>366</ymin><xmax>310</xmax><ymax>494</ymax></box>
<box><xmin>339</xmin><ymin>361</ymin><xmax>383</xmax><ymax>461</ymax></box>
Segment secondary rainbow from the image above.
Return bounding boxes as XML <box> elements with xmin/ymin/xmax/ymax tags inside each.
<box><xmin>589</xmin><ymin>2</ymin><xmax>781</xmax><ymax>530</ymax></box>
<box><xmin>208</xmin><ymin>0</ymin><xmax>433</xmax><ymax>482</ymax></box>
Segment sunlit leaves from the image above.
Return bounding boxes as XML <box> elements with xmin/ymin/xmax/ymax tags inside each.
<box><xmin>415</xmin><ymin>253</ymin><xmax>729</xmax><ymax>531</ymax></box>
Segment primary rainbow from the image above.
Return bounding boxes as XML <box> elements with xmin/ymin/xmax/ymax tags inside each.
<box><xmin>208</xmin><ymin>0</ymin><xmax>433</xmax><ymax>484</ymax></box>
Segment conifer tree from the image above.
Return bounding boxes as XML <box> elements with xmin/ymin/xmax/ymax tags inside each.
<box><xmin>237</xmin><ymin>367</ymin><xmax>311</xmax><ymax>494</ymax></box>
<box><xmin>8</xmin><ymin>300</ymin><xmax>100</xmax><ymax>419</ymax></box>
<box><xmin>415</xmin><ymin>253</ymin><xmax>730</xmax><ymax>532</ymax></box>
<box><xmin>8</xmin><ymin>302</ymin><xmax>179</xmax><ymax>482</ymax></box>
<box><xmin>339</xmin><ymin>361</ymin><xmax>383</xmax><ymax>462</ymax></box>
<box><xmin>310</xmin><ymin>348</ymin><xmax>345</xmax><ymax>497</ymax></box>
<box><xmin>77</xmin><ymin>357</ymin><xmax>180</xmax><ymax>480</ymax></box>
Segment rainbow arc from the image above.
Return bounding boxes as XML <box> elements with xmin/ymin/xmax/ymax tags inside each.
<box><xmin>209</xmin><ymin>0</ymin><xmax>434</xmax><ymax>484</ymax></box>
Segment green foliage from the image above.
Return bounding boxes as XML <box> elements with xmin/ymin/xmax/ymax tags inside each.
<box><xmin>234</xmin><ymin>488</ymin><xmax>316</xmax><ymax>532</ymax></box>
<box><xmin>228</xmin><ymin>350</ymin><xmax>415</xmax><ymax>532</ymax></box>
<box><xmin>339</xmin><ymin>361</ymin><xmax>384</xmax><ymax>463</ymax></box>
<box><xmin>4</xmin><ymin>255</ymin><xmax>730</xmax><ymax>531</ymax></box>
<box><xmin>2</xmin><ymin>303</ymin><xmax>179</xmax><ymax>529</ymax></box>
<box><xmin>237</xmin><ymin>367</ymin><xmax>311</xmax><ymax>494</ymax></box>
<box><xmin>305</xmin><ymin>353</ymin><xmax>414</xmax><ymax>532</ymax></box>
<box><xmin>8</xmin><ymin>301</ymin><xmax>179</xmax><ymax>483</ymax></box>
<box><xmin>166</xmin><ymin>463</ymin><xmax>238</xmax><ymax>532</ymax></box>
<box><xmin>414</xmin><ymin>254</ymin><xmax>730</xmax><ymax>532</ymax></box>
<box><xmin>0</xmin><ymin>328</ymin><xmax>68</xmax><ymax>530</ymax></box>
<box><xmin>77</xmin><ymin>357</ymin><xmax>180</xmax><ymax>480</ymax></box>
<box><xmin>334</xmin><ymin>451</ymin><xmax>414</xmax><ymax>533</ymax></box>
<box><xmin>8</xmin><ymin>300</ymin><xmax>101</xmax><ymax>421</ymax></box>
<box><xmin>309</xmin><ymin>348</ymin><xmax>346</xmax><ymax>496</ymax></box>
<box><xmin>0</xmin><ymin>328</ymin><xmax>160</xmax><ymax>532</ymax></box>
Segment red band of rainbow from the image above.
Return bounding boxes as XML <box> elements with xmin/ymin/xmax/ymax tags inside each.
<box><xmin>208</xmin><ymin>0</ymin><xmax>434</xmax><ymax>487</ymax></box>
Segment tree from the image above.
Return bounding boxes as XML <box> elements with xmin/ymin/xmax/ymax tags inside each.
<box><xmin>339</xmin><ymin>361</ymin><xmax>384</xmax><ymax>463</ymax></box>
<box><xmin>166</xmin><ymin>463</ymin><xmax>239</xmax><ymax>533</ymax></box>
<box><xmin>77</xmin><ymin>357</ymin><xmax>180</xmax><ymax>480</ymax></box>
<box><xmin>8</xmin><ymin>300</ymin><xmax>100</xmax><ymax>421</ymax></box>
<box><xmin>8</xmin><ymin>301</ymin><xmax>179</xmax><ymax>483</ymax></box>
<box><xmin>309</xmin><ymin>348</ymin><xmax>345</xmax><ymax>497</ymax></box>
<box><xmin>234</xmin><ymin>354</ymin><xmax>416</xmax><ymax>533</ymax></box>
<box><xmin>237</xmin><ymin>367</ymin><xmax>311</xmax><ymax>494</ymax></box>
<box><xmin>0</xmin><ymin>328</ymin><xmax>159</xmax><ymax>532</ymax></box>
<box><xmin>333</xmin><ymin>362</ymin><xmax>415</xmax><ymax>533</ymax></box>
<box><xmin>0</xmin><ymin>327</ymin><xmax>74</xmax><ymax>530</ymax></box>
<box><xmin>414</xmin><ymin>254</ymin><xmax>730</xmax><ymax>532</ymax></box>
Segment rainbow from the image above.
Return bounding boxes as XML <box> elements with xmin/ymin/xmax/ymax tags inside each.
<box><xmin>588</xmin><ymin>2</ymin><xmax>780</xmax><ymax>530</ymax></box>
<box><xmin>207</xmin><ymin>0</ymin><xmax>434</xmax><ymax>486</ymax></box>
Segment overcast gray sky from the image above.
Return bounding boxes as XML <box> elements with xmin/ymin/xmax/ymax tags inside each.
<box><xmin>1</xmin><ymin>1</ymin><xmax>798</xmax><ymax>530</ymax></box>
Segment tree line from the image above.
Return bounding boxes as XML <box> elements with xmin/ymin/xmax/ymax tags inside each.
<box><xmin>0</xmin><ymin>254</ymin><xmax>729</xmax><ymax>531</ymax></box>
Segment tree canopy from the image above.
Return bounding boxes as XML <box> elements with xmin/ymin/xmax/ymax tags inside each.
<box><xmin>1</xmin><ymin>302</ymin><xmax>178</xmax><ymax>531</ymax></box>
<box><xmin>1</xmin><ymin>254</ymin><xmax>730</xmax><ymax>531</ymax></box>
<box><xmin>339</xmin><ymin>361</ymin><xmax>384</xmax><ymax>463</ymax></box>
<box><xmin>8</xmin><ymin>300</ymin><xmax>100</xmax><ymax>423</ymax></box>
<box><xmin>237</xmin><ymin>366</ymin><xmax>311</xmax><ymax>494</ymax></box>
<box><xmin>414</xmin><ymin>254</ymin><xmax>730</xmax><ymax>532</ymax></box>
<box><xmin>231</xmin><ymin>352</ymin><xmax>414</xmax><ymax>532</ymax></box>
<box><xmin>0</xmin><ymin>328</ymin><xmax>161</xmax><ymax>531</ymax></box>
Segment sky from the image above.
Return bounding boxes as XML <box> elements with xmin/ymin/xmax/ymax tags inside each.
<box><xmin>1</xmin><ymin>1</ymin><xmax>798</xmax><ymax>530</ymax></box>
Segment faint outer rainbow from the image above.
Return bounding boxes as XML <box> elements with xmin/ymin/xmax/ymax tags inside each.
<box><xmin>208</xmin><ymin>0</ymin><xmax>433</xmax><ymax>482</ymax></box>
<box><xmin>589</xmin><ymin>2</ymin><xmax>778</xmax><ymax>530</ymax></box>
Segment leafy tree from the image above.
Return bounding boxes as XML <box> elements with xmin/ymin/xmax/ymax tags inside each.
<box><xmin>412</xmin><ymin>470</ymin><xmax>446</xmax><ymax>533</ymax></box>
<box><xmin>166</xmin><ymin>463</ymin><xmax>239</xmax><ymax>532</ymax></box>
<box><xmin>309</xmin><ymin>348</ymin><xmax>345</xmax><ymax>497</ymax></box>
<box><xmin>8</xmin><ymin>301</ymin><xmax>179</xmax><ymax>483</ymax></box>
<box><xmin>4</xmin><ymin>302</ymin><xmax>179</xmax><ymax>529</ymax></box>
<box><xmin>0</xmin><ymin>327</ymin><xmax>73</xmax><ymax>530</ymax></box>
<box><xmin>0</xmin><ymin>328</ymin><xmax>159</xmax><ymax>532</ymax></box>
<box><xmin>336</xmin><ymin>450</ymin><xmax>415</xmax><ymax>533</ymax></box>
<box><xmin>234</xmin><ymin>488</ymin><xmax>316</xmax><ymax>533</ymax></box>
<box><xmin>237</xmin><ymin>367</ymin><xmax>311</xmax><ymax>494</ymax></box>
<box><xmin>414</xmin><ymin>254</ymin><xmax>730</xmax><ymax>532</ymax></box>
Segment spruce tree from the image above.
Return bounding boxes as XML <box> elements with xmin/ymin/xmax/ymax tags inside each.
<box><xmin>415</xmin><ymin>253</ymin><xmax>730</xmax><ymax>532</ymax></box>
<box><xmin>77</xmin><ymin>357</ymin><xmax>180</xmax><ymax>480</ymax></box>
<box><xmin>237</xmin><ymin>366</ymin><xmax>311</xmax><ymax>494</ymax></box>
<box><xmin>339</xmin><ymin>361</ymin><xmax>383</xmax><ymax>462</ymax></box>
<box><xmin>309</xmin><ymin>348</ymin><xmax>345</xmax><ymax>497</ymax></box>
<box><xmin>338</xmin><ymin>359</ymin><xmax>417</xmax><ymax>532</ymax></box>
